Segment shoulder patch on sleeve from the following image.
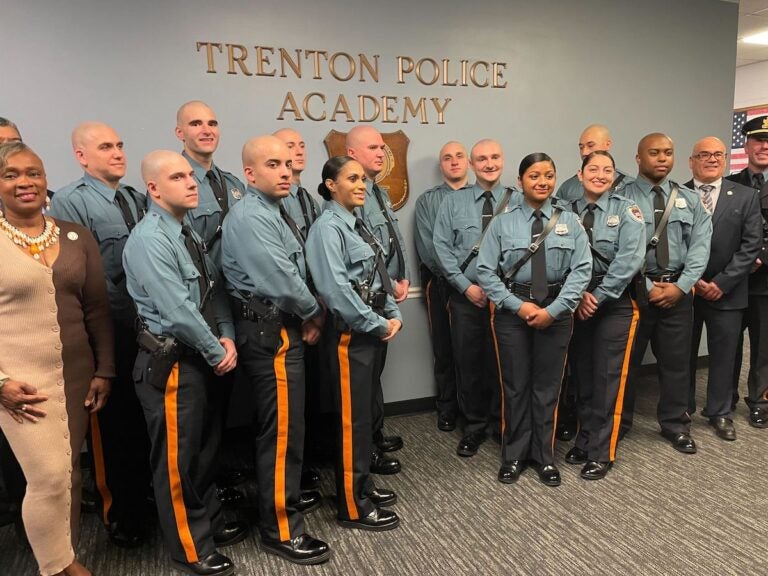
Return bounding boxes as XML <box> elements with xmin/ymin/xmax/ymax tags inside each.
<box><xmin>628</xmin><ymin>204</ymin><xmax>644</xmax><ymax>223</ymax></box>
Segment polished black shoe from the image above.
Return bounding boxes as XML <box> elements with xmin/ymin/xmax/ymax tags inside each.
<box><xmin>213</xmin><ymin>520</ymin><xmax>249</xmax><ymax>547</ymax></box>
<box><xmin>709</xmin><ymin>417</ymin><xmax>736</xmax><ymax>441</ymax></box>
<box><xmin>366</xmin><ymin>487</ymin><xmax>397</xmax><ymax>507</ymax></box>
<box><xmin>260</xmin><ymin>533</ymin><xmax>331</xmax><ymax>565</ymax></box>
<box><xmin>172</xmin><ymin>551</ymin><xmax>234</xmax><ymax>576</ymax></box>
<box><xmin>300</xmin><ymin>466</ymin><xmax>321</xmax><ymax>490</ymax></box>
<box><xmin>456</xmin><ymin>431</ymin><xmax>486</xmax><ymax>457</ymax></box>
<box><xmin>107</xmin><ymin>522</ymin><xmax>145</xmax><ymax>548</ymax></box>
<box><xmin>749</xmin><ymin>407</ymin><xmax>768</xmax><ymax>428</ymax></box>
<box><xmin>437</xmin><ymin>413</ymin><xmax>456</xmax><ymax>432</ymax></box>
<box><xmin>338</xmin><ymin>507</ymin><xmax>400</xmax><ymax>531</ymax></box>
<box><xmin>537</xmin><ymin>464</ymin><xmax>561</xmax><ymax>487</ymax></box>
<box><xmin>497</xmin><ymin>460</ymin><xmax>526</xmax><ymax>484</ymax></box>
<box><xmin>661</xmin><ymin>431</ymin><xmax>697</xmax><ymax>454</ymax></box>
<box><xmin>370</xmin><ymin>450</ymin><xmax>401</xmax><ymax>475</ymax></box>
<box><xmin>375</xmin><ymin>434</ymin><xmax>403</xmax><ymax>452</ymax></box>
<box><xmin>216</xmin><ymin>486</ymin><xmax>245</xmax><ymax>506</ymax></box>
<box><xmin>217</xmin><ymin>469</ymin><xmax>247</xmax><ymax>487</ymax></box>
<box><xmin>295</xmin><ymin>490</ymin><xmax>322</xmax><ymax>514</ymax></box>
<box><xmin>564</xmin><ymin>446</ymin><xmax>588</xmax><ymax>465</ymax></box>
<box><xmin>580</xmin><ymin>461</ymin><xmax>612</xmax><ymax>481</ymax></box>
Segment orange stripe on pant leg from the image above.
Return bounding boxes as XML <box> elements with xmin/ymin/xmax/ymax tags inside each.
<box><xmin>273</xmin><ymin>327</ymin><xmax>291</xmax><ymax>541</ymax></box>
<box><xmin>164</xmin><ymin>362</ymin><xmax>198</xmax><ymax>563</ymax></box>
<box><xmin>489</xmin><ymin>303</ymin><xmax>506</xmax><ymax>440</ymax></box>
<box><xmin>609</xmin><ymin>299</ymin><xmax>640</xmax><ymax>461</ymax></box>
<box><xmin>337</xmin><ymin>332</ymin><xmax>358</xmax><ymax>520</ymax></box>
<box><xmin>89</xmin><ymin>413</ymin><xmax>113</xmax><ymax>526</ymax></box>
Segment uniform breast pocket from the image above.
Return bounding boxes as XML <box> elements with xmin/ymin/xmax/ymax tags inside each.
<box><xmin>179</xmin><ymin>261</ymin><xmax>201</xmax><ymax>296</ymax></box>
<box><xmin>668</xmin><ymin>210</ymin><xmax>693</xmax><ymax>247</ymax></box>
<box><xmin>365</xmin><ymin>210</ymin><xmax>390</xmax><ymax>250</ymax></box>
<box><xmin>91</xmin><ymin>223</ymin><xmax>129</xmax><ymax>282</ymax></box>
<box><xmin>546</xmin><ymin>236</ymin><xmax>575</xmax><ymax>275</ymax></box>
<box><xmin>347</xmin><ymin>242</ymin><xmax>375</xmax><ymax>282</ymax></box>
<box><xmin>500</xmin><ymin>236</ymin><xmax>532</xmax><ymax>276</ymax></box>
<box><xmin>454</xmin><ymin>217</ymin><xmax>480</xmax><ymax>252</ymax></box>
<box><xmin>593</xmin><ymin>226</ymin><xmax>619</xmax><ymax>258</ymax></box>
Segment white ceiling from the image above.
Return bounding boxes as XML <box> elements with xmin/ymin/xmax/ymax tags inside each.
<box><xmin>737</xmin><ymin>0</ymin><xmax>768</xmax><ymax>67</ymax></box>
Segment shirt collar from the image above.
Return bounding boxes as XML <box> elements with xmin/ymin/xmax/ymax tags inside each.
<box><xmin>150</xmin><ymin>203</ymin><xmax>184</xmax><ymax>236</ymax></box>
<box><xmin>182</xmin><ymin>150</ymin><xmax>216</xmax><ymax>182</ymax></box>
<box><xmin>574</xmin><ymin>191</ymin><xmax>610</xmax><ymax>212</ymax></box>
<box><xmin>635</xmin><ymin>174</ymin><xmax>671</xmax><ymax>194</ymax></box>
<box><xmin>471</xmin><ymin>182</ymin><xmax>504</xmax><ymax>201</ymax></box>
<box><xmin>247</xmin><ymin>186</ymin><xmax>280</xmax><ymax>211</ymax></box>
<box><xmin>328</xmin><ymin>200</ymin><xmax>357</xmax><ymax>229</ymax></box>
<box><xmin>520</xmin><ymin>198</ymin><xmax>554</xmax><ymax>220</ymax></box>
<box><xmin>83</xmin><ymin>172</ymin><xmax>120</xmax><ymax>201</ymax></box>
<box><xmin>693</xmin><ymin>178</ymin><xmax>721</xmax><ymax>190</ymax></box>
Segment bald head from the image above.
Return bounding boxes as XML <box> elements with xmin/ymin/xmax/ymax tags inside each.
<box><xmin>273</xmin><ymin>128</ymin><xmax>306</xmax><ymax>180</ymax></box>
<box><xmin>578</xmin><ymin>124</ymin><xmax>612</xmax><ymax>158</ymax></box>
<box><xmin>242</xmin><ymin>135</ymin><xmax>293</xmax><ymax>198</ymax></box>
<box><xmin>175</xmin><ymin>101</ymin><xmax>219</xmax><ymax>168</ymax></box>
<box><xmin>141</xmin><ymin>150</ymin><xmax>198</xmax><ymax>219</ymax></box>
<box><xmin>176</xmin><ymin>100</ymin><xmax>213</xmax><ymax>126</ymax></box>
<box><xmin>690</xmin><ymin>136</ymin><xmax>727</xmax><ymax>184</ymax></box>
<box><xmin>71</xmin><ymin>121</ymin><xmax>125</xmax><ymax>187</ymax></box>
<box><xmin>439</xmin><ymin>141</ymin><xmax>469</xmax><ymax>188</ymax></box>
<box><xmin>346</xmin><ymin>126</ymin><xmax>385</xmax><ymax>178</ymax></box>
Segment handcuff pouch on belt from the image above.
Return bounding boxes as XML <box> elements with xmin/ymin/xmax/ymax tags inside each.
<box><xmin>136</xmin><ymin>329</ymin><xmax>181</xmax><ymax>391</ymax></box>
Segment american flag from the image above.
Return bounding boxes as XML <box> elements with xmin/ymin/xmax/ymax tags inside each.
<box><xmin>730</xmin><ymin>106</ymin><xmax>768</xmax><ymax>174</ymax></box>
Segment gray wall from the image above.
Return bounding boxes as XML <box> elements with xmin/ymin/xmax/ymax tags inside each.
<box><xmin>2</xmin><ymin>0</ymin><xmax>737</xmax><ymax>403</ymax></box>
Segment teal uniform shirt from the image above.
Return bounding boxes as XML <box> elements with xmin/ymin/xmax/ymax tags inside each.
<box><xmin>432</xmin><ymin>182</ymin><xmax>515</xmax><ymax>294</ymax></box>
<box><xmin>622</xmin><ymin>176</ymin><xmax>712</xmax><ymax>294</ymax></box>
<box><xmin>50</xmin><ymin>173</ymin><xmax>147</xmax><ymax>323</ymax></box>
<box><xmin>414</xmin><ymin>181</ymin><xmax>472</xmax><ymax>276</ymax></box>
<box><xmin>306</xmin><ymin>200</ymin><xmax>402</xmax><ymax>337</ymax></box>
<box><xmin>181</xmin><ymin>151</ymin><xmax>246</xmax><ymax>270</ymax></box>
<box><xmin>123</xmin><ymin>204</ymin><xmax>234</xmax><ymax>366</ymax></box>
<box><xmin>572</xmin><ymin>192</ymin><xmax>646</xmax><ymax>305</ymax></box>
<box><xmin>281</xmin><ymin>183</ymin><xmax>320</xmax><ymax>237</ymax></box>
<box><xmin>221</xmin><ymin>186</ymin><xmax>321</xmax><ymax>320</ymax></box>
<box><xmin>359</xmin><ymin>180</ymin><xmax>410</xmax><ymax>282</ymax></box>
<box><xmin>556</xmin><ymin>169</ymin><xmax>634</xmax><ymax>203</ymax></box>
<box><xmin>476</xmin><ymin>198</ymin><xmax>592</xmax><ymax>319</ymax></box>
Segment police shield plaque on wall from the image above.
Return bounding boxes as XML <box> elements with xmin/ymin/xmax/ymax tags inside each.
<box><xmin>324</xmin><ymin>130</ymin><xmax>410</xmax><ymax>210</ymax></box>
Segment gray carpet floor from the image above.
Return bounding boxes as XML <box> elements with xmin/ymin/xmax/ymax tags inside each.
<box><xmin>1</xmin><ymin>365</ymin><xmax>767</xmax><ymax>576</ymax></box>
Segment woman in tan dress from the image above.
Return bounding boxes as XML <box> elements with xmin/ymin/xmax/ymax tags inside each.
<box><xmin>0</xmin><ymin>142</ymin><xmax>114</xmax><ymax>576</ymax></box>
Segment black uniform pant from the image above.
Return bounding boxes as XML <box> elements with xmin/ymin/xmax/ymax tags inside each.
<box><xmin>572</xmin><ymin>293</ymin><xmax>639</xmax><ymax>463</ymax></box>
<box><xmin>421</xmin><ymin>267</ymin><xmax>458</xmax><ymax>419</ymax></box>
<box><xmin>235</xmin><ymin>318</ymin><xmax>306</xmax><ymax>542</ymax></box>
<box><xmin>322</xmin><ymin>319</ymin><xmax>378</xmax><ymax>521</ymax></box>
<box><xmin>90</xmin><ymin>321</ymin><xmax>152</xmax><ymax>533</ymax></box>
<box><xmin>734</xmin><ymin>294</ymin><xmax>768</xmax><ymax>410</ymax></box>
<box><xmin>689</xmin><ymin>299</ymin><xmax>743</xmax><ymax>418</ymax></box>
<box><xmin>134</xmin><ymin>352</ymin><xmax>223</xmax><ymax>564</ymax></box>
<box><xmin>371</xmin><ymin>342</ymin><xmax>388</xmax><ymax>443</ymax></box>
<box><xmin>449</xmin><ymin>290</ymin><xmax>495</xmax><ymax>435</ymax></box>
<box><xmin>491</xmin><ymin>306</ymin><xmax>572</xmax><ymax>466</ymax></box>
<box><xmin>623</xmin><ymin>292</ymin><xmax>694</xmax><ymax>435</ymax></box>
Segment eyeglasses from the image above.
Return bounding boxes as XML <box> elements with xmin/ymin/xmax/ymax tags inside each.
<box><xmin>692</xmin><ymin>151</ymin><xmax>727</xmax><ymax>161</ymax></box>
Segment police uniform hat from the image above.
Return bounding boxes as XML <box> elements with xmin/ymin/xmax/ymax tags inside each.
<box><xmin>742</xmin><ymin>115</ymin><xmax>768</xmax><ymax>140</ymax></box>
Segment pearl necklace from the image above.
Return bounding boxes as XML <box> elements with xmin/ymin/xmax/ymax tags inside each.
<box><xmin>0</xmin><ymin>216</ymin><xmax>60</xmax><ymax>259</ymax></box>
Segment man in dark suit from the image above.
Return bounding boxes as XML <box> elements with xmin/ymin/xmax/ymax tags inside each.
<box><xmin>726</xmin><ymin>115</ymin><xmax>768</xmax><ymax>428</ymax></box>
<box><xmin>686</xmin><ymin>137</ymin><xmax>762</xmax><ymax>440</ymax></box>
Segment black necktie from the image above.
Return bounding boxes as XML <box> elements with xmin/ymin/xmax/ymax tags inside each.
<box><xmin>652</xmin><ymin>186</ymin><xmax>669</xmax><ymax>270</ymax></box>
<box><xmin>371</xmin><ymin>184</ymin><xmax>405</xmax><ymax>279</ymax></box>
<box><xmin>296</xmin><ymin>186</ymin><xmax>316</xmax><ymax>231</ymax></box>
<box><xmin>279</xmin><ymin>203</ymin><xmax>305</xmax><ymax>247</ymax></box>
<box><xmin>181</xmin><ymin>224</ymin><xmax>219</xmax><ymax>337</ymax></box>
<box><xmin>481</xmin><ymin>190</ymin><xmax>494</xmax><ymax>232</ymax></box>
<box><xmin>582</xmin><ymin>203</ymin><xmax>596</xmax><ymax>245</ymax></box>
<box><xmin>531</xmin><ymin>210</ymin><xmax>548</xmax><ymax>303</ymax></box>
<box><xmin>754</xmin><ymin>172</ymin><xmax>765</xmax><ymax>191</ymax></box>
<box><xmin>355</xmin><ymin>217</ymin><xmax>394</xmax><ymax>295</ymax></box>
<box><xmin>115</xmin><ymin>189</ymin><xmax>137</xmax><ymax>231</ymax></box>
<box><xmin>206</xmin><ymin>170</ymin><xmax>229</xmax><ymax>217</ymax></box>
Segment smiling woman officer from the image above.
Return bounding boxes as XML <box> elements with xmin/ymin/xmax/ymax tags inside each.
<box><xmin>305</xmin><ymin>156</ymin><xmax>402</xmax><ymax>531</ymax></box>
<box><xmin>476</xmin><ymin>152</ymin><xmax>591</xmax><ymax>487</ymax></box>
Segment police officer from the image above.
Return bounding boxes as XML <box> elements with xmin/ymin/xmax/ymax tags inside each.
<box><xmin>622</xmin><ymin>133</ymin><xmax>712</xmax><ymax>453</ymax></box>
<box><xmin>726</xmin><ymin>115</ymin><xmax>768</xmax><ymax>428</ymax></box>
<box><xmin>221</xmin><ymin>136</ymin><xmax>330</xmax><ymax>565</ymax></box>
<box><xmin>49</xmin><ymin>121</ymin><xmax>152</xmax><ymax>547</ymax></box>
<box><xmin>346</xmin><ymin>126</ymin><xmax>408</xmax><ymax>474</ymax></box>
<box><xmin>414</xmin><ymin>141</ymin><xmax>472</xmax><ymax>432</ymax></box>
<box><xmin>556</xmin><ymin>124</ymin><xmax>634</xmax><ymax>202</ymax></box>
<box><xmin>563</xmin><ymin>151</ymin><xmax>645</xmax><ymax>480</ymax></box>
<box><xmin>124</xmin><ymin>150</ymin><xmax>244</xmax><ymax>576</ymax></box>
<box><xmin>433</xmin><ymin>139</ymin><xmax>511</xmax><ymax>457</ymax></box>
<box><xmin>306</xmin><ymin>155</ymin><xmax>401</xmax><ymax>531</ymax></box>
<box><xmin>477</xmin><ymin>152</ymin><xmax>591</xmax><ymax>486</ymax></box>
<box><xmin>273</xmin><ymin>127</ymin><xmax>325</xmax><ymax>490</ymax></box>
<box><xmin>175</xmin><ymin>100</ymin><xmax>245</xmax><ymax>269</ymax></box>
